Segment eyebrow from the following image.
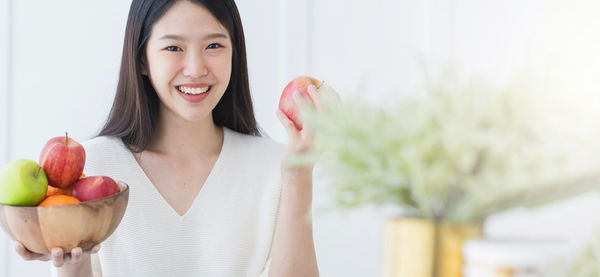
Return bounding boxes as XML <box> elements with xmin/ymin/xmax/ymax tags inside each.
<box><xmin>158</xmin><ymin>33</ymin><xmax>228</xmax><ymax>41</ymax></box>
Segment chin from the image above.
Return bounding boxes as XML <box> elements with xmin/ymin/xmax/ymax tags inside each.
<box><xmin>180</xmin><ymin>111</ymin><xmax>214</xmax><ymax>123</ymax></box>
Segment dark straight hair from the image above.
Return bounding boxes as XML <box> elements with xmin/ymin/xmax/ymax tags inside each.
<box><xmin>98</xmin><ymin>0</ymin><xmax>261</xmax><ymax>153</ymax></box>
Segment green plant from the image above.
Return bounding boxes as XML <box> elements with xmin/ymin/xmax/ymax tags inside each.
<box><xmin>293</xmin><ymin>72</ymin><xmax>600</xmax><ymax>223</ymax></box>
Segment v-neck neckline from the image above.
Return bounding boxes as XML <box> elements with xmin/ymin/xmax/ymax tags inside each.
<box><xmin>125</xmin><ymin>127</ymin><xmax>229</xmax><ymax>218</ymax></box>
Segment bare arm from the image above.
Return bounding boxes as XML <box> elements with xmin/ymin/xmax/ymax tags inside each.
<box><xmin>271</xmin><ymin>100</ymin><xmax>321</xmax><ymax>277</ymax></box>
<box><xmin>268</xmin><ymin>167</ymin><xmax>319</xmax><ymax>277</ymax></box>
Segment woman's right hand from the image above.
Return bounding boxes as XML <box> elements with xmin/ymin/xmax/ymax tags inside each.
<box><xmin>14</xmin><ymin>241</ymin><xmax>100</xmax><ymax>268</ymax></box>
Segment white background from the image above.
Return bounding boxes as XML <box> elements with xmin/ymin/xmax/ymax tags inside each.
<box><xmin>2</xmin><ymin>0</ymin><xmax>600</xmax><ymax>276</ymax></box>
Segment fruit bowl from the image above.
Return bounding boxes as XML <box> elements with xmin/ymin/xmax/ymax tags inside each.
<box><xmin>0</xmin><ymin>181</ymin><xmax>129</xmax><ymax>254</ymax></box>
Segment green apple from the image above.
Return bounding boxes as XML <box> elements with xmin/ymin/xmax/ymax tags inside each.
<box><xmin>0</xmin><ymin>159</ymin><xmax>48</xmax><ymax>206</ymax></box>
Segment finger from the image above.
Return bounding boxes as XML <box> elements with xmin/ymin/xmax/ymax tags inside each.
<box><xmin>277</xmin><ymin>109</ymin><xmax>317</xmax><ymax>153</ymax></box>
<box><xmin>301</xmin><ymin>127</ymin><xmax>315</xmax><ymax>146</ymax></box>
<box><xmin>14</xmin><ymin>242</ymin><xmax>49</xmax><ymax>261</ymax></box>
<box><xmin>293</xmin><ymin>90</ymin><xmax>314</xmax><ymax>113</ymax></box>
<box><xmin>276</xmin><ymin>110</ymin><xmax>301</xmax><ymax>142</ymax></box>
<box><xmin>70</xmin><ymin>247</ymin><xmax>82</xmax><ymax>264</ymax></box>
<box><xmin>14</xmin><ymin>242</ymin><xmax>32</xmax><ymax>260</ymax></box>
<box><xmin>306</xmin><ymin>84</ymin><xmax>323</xmax><ymax>111</ymax></box>
<box><xmin>90</xmin><ymin>244</ymin><xmax>101</xmax><ymax>254</ymax></box>
<box><xmin>51</xmin><ymin>248</ymin><xmax>65</xmax><ymax>268</ymax></box>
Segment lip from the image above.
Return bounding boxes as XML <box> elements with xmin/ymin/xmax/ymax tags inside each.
<box><xmin>176</xmin><ymin>83</ymin><xmax>211</xmax><ymax>89</ymax></box>
<box><xmin>174</xmin><ymin>83</ymin><xmax>212</xmax><ymax>103</ymax></box>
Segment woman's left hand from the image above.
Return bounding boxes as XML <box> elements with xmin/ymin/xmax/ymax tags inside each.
<box><xmin>276</xmin><ymin>84</ymin><xmax>324</xmax><ymax>175</ymax></box>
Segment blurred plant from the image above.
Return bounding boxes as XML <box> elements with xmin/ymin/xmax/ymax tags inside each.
<box><xmin>290</xmin><ymin>70</ymin><xmax>600</xmax><ymax>223</ymax></box>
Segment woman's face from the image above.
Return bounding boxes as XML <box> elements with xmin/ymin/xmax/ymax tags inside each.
<box><xmin>144</xmin><ymin>0</ymin><xmax>233</xmax><ymax>123</ymax></box>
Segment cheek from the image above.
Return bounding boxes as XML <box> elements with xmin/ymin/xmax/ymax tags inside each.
<box><xmin>210</xmin><ymin>55</ymin><xmax>232</xmax><ymax>82</ymax></box>
<box><xmin>149</xmin><ymin>57</ymin><xmax>181</xmax><ymax>89</ymax></box>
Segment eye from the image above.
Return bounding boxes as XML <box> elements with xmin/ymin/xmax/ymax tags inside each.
<box><xmin>165</xmin><ymin>46</ymin><xmax>182</xmax><ymax>52</ymax></box>
<box><xmin>206</xmin><ymin>43</ymin><xmax>222</xmax><ymax>50</ymax></box>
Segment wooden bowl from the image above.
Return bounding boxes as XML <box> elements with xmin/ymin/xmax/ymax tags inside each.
<box><xmin>0</xmin><ymin>181</ymin><xmax>129</xmax><ymax>254</ymax></box>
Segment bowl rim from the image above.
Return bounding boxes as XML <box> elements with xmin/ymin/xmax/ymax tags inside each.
<box><xmin>0</xmin><ymin>180</ymin><xmax>129</xmax><ymax>209</ymax></box>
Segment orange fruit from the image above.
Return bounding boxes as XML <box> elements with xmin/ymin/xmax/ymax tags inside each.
<box><xmin>46</xmin><ymin>185</ymin><xmax>74</xmax><ymax>197</ymax></box>
<box><xmin>38</xmin><ymin>195</ymin><xmax>80</xmax><ymax>207</ymax></box>
<box><xmin>44</xmin><ymin>173</ymin><xmax>82</xmax><ymax>196</ymax></box>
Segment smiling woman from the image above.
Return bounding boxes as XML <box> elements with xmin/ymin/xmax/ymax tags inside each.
<box><xmin>8</xmin><ymin>1</ymin><xmax>319</xmax><ymax>277</ymax></box>
<box><xmin>0</xmin><ymin>0</ymin><xmax>320</xmax><ymax>275</ymax></box>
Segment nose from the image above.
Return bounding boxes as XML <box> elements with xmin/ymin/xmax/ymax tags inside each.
<box><xmin>182</xmin><ymin>50</ymin><xmax>208</xmax><ymax>78</ymax></box>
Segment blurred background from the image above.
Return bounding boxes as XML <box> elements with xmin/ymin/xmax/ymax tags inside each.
<box><xmin>2</xmin><ymin>0</ymin><xmax>600</xmax><ymax>276</ymax></box>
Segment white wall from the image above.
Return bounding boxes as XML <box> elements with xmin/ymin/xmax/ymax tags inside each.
<box><xmin>0</xmin><ymin>1</ymin><xmax>11</xmax><ymax>275</ymax></box>
<box><xmin>3</xmin><ymin>1</ymin><xmax>600</xmax><ymax>276</ymax></box>
<box><xmin>0</xmin><ymin>0</ymin><xmax>10</xmax><ymax>168</ymax></box>
<box><xmin>8</xmin><ymin>0</ymin><xmax>130</xmax><ymax>162</ymax></box>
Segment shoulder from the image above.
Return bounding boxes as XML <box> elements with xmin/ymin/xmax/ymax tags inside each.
<box><xmin>81</xmin><ymin>136</ymin><xmax>128</xmax><ymax>160</ymax></box>
<box><xmin>82</xmin><ymin>136</ymin><xmax>123</xmax><ymax>151</ymax></box>
<box><xmin>81</xmin><ymin>136</ymin><xmax>131</xmax><ymax>175</ymax></box>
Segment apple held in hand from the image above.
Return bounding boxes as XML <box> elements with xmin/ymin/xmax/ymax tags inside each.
<box><xmin>278</xmin><ymin>76</ymin><xmax>341</xmax><ymax>131</ymax></box>
<box><xmin>39</xmin><ymin>133</ymin><xmax>85</xmax><ymax>188</ymax></box>
<box><xmin>73</xmin><ymin>176</ymin><xmax>120</xmax><ymax>202</ymax></box>
<box><xmin>279</xmin><ymin>76</ymin><xmax>321</xmax><ymax>131</ymax></box>
<box><xmin>0</xmin><ymin>159</ymin><xmax>48</xmax><ymax>206</ymax></box>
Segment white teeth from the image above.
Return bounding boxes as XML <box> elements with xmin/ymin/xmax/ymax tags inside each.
<box><xmin>178</xmin><ymin>86</ymin><xmax>210</xmax><ymax>95</ymax></box>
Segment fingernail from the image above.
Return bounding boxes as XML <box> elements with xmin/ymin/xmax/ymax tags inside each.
<box><xmin>14</xmin><ymin>243</ymin><xmax>22</xmax><ymax>251</ymax></box>
<box><xmin>92</xmin><ymin>245</ymin><xmax>100</xmax><ymax>253</ymax></box>
<box><xmin>72</xmin><ymin>249</ymin><xmax>81</xmax><ymax>262</ymax></box>
<box><xmin>52</xmin><ymin>249</ymin><xmax>60</xmax><ymax>257</ymax></box>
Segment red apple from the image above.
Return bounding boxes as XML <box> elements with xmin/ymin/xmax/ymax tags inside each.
<box><xmin>73</xmin><ymin>176</ymin><xmax>120</xmax><ymax>202</ymax></box>
<box><xmin>39</xmin><ymin>133</ymin><xmax>86</xmax><ymax>188</ymax></box>
<box><xmin>278</xmin><ymin>76</ymin><xmax>322</xmax><ymax>131</ymax></box>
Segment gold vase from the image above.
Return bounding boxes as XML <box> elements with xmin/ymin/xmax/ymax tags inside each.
<box><xmin>383</xmin><ymin>218</ymin><xmax>482</xmax><ymax>277</ymax></box>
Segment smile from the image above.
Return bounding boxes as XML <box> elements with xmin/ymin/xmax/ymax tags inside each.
<box><xmin>177</xmin><ymin>85</ymin><xmax>211</xmax><ymax>95</ymax></box>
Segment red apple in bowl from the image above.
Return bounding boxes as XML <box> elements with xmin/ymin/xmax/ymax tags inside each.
<box><xmin>73</xmin><ymin>176</ymin><xmax>120</xmax><ymax>202</ymax></box>
<box><xmin>39</xmin><ymin>133</ymin><xmax>85</xmax><ymax>188</ymax></box>
<box><xmin>0</xmin><ymin>181</ymin><xmax>129</xmax><ymax>254</ymax></box>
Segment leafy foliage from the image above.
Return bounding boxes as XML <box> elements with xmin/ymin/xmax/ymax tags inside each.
<box><xmin>294</xmin><ymin>73</ymin><xmax>600</xmax><ymax>223</ymax></box>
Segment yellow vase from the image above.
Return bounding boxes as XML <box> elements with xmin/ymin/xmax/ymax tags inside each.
<box><xmin>383</xmin><ymin>218</ymin><xmax>482</xmax><ymax>277</ymax></box>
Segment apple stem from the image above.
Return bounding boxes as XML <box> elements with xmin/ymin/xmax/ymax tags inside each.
<box><xmin>317</xmin><ymin>80</ymin><xmax>325</xmax><ymax>90</ymax></box>
<box><xmin>35</xmin><ymin>166</ymin><xmax>41</xmax><ymax>178</ymax></box>
<box><xmin>65</xmin><ymin>132</ymin><xmax>69</xmax><ymax>145</ymax></box>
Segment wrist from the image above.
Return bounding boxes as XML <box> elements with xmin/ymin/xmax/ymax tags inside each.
<box><xmin>282</xmin><ymin>165</ymin><xmax>313</xmax><ymax>186</ymax></box>
<box><xmin>280</xmin><ymin>182</ymin><xmax>313</xmax><ymax>215</ymax></box>
<box><xmin>280</xmin><ymin>166</ymin><xmax>314</xmax><ymax>216</ymax></box>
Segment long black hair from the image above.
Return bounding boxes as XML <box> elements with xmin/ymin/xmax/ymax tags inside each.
<box><xmin>98</xmin><ymin>0</ymin><xmax>260</xmax><ymax>152</ymax></box>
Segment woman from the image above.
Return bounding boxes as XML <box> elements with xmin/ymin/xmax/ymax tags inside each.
<box><xmin>14</xmin><ymin>0</ymin><xmax>320</xmax><ymax>276</ymax></box>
